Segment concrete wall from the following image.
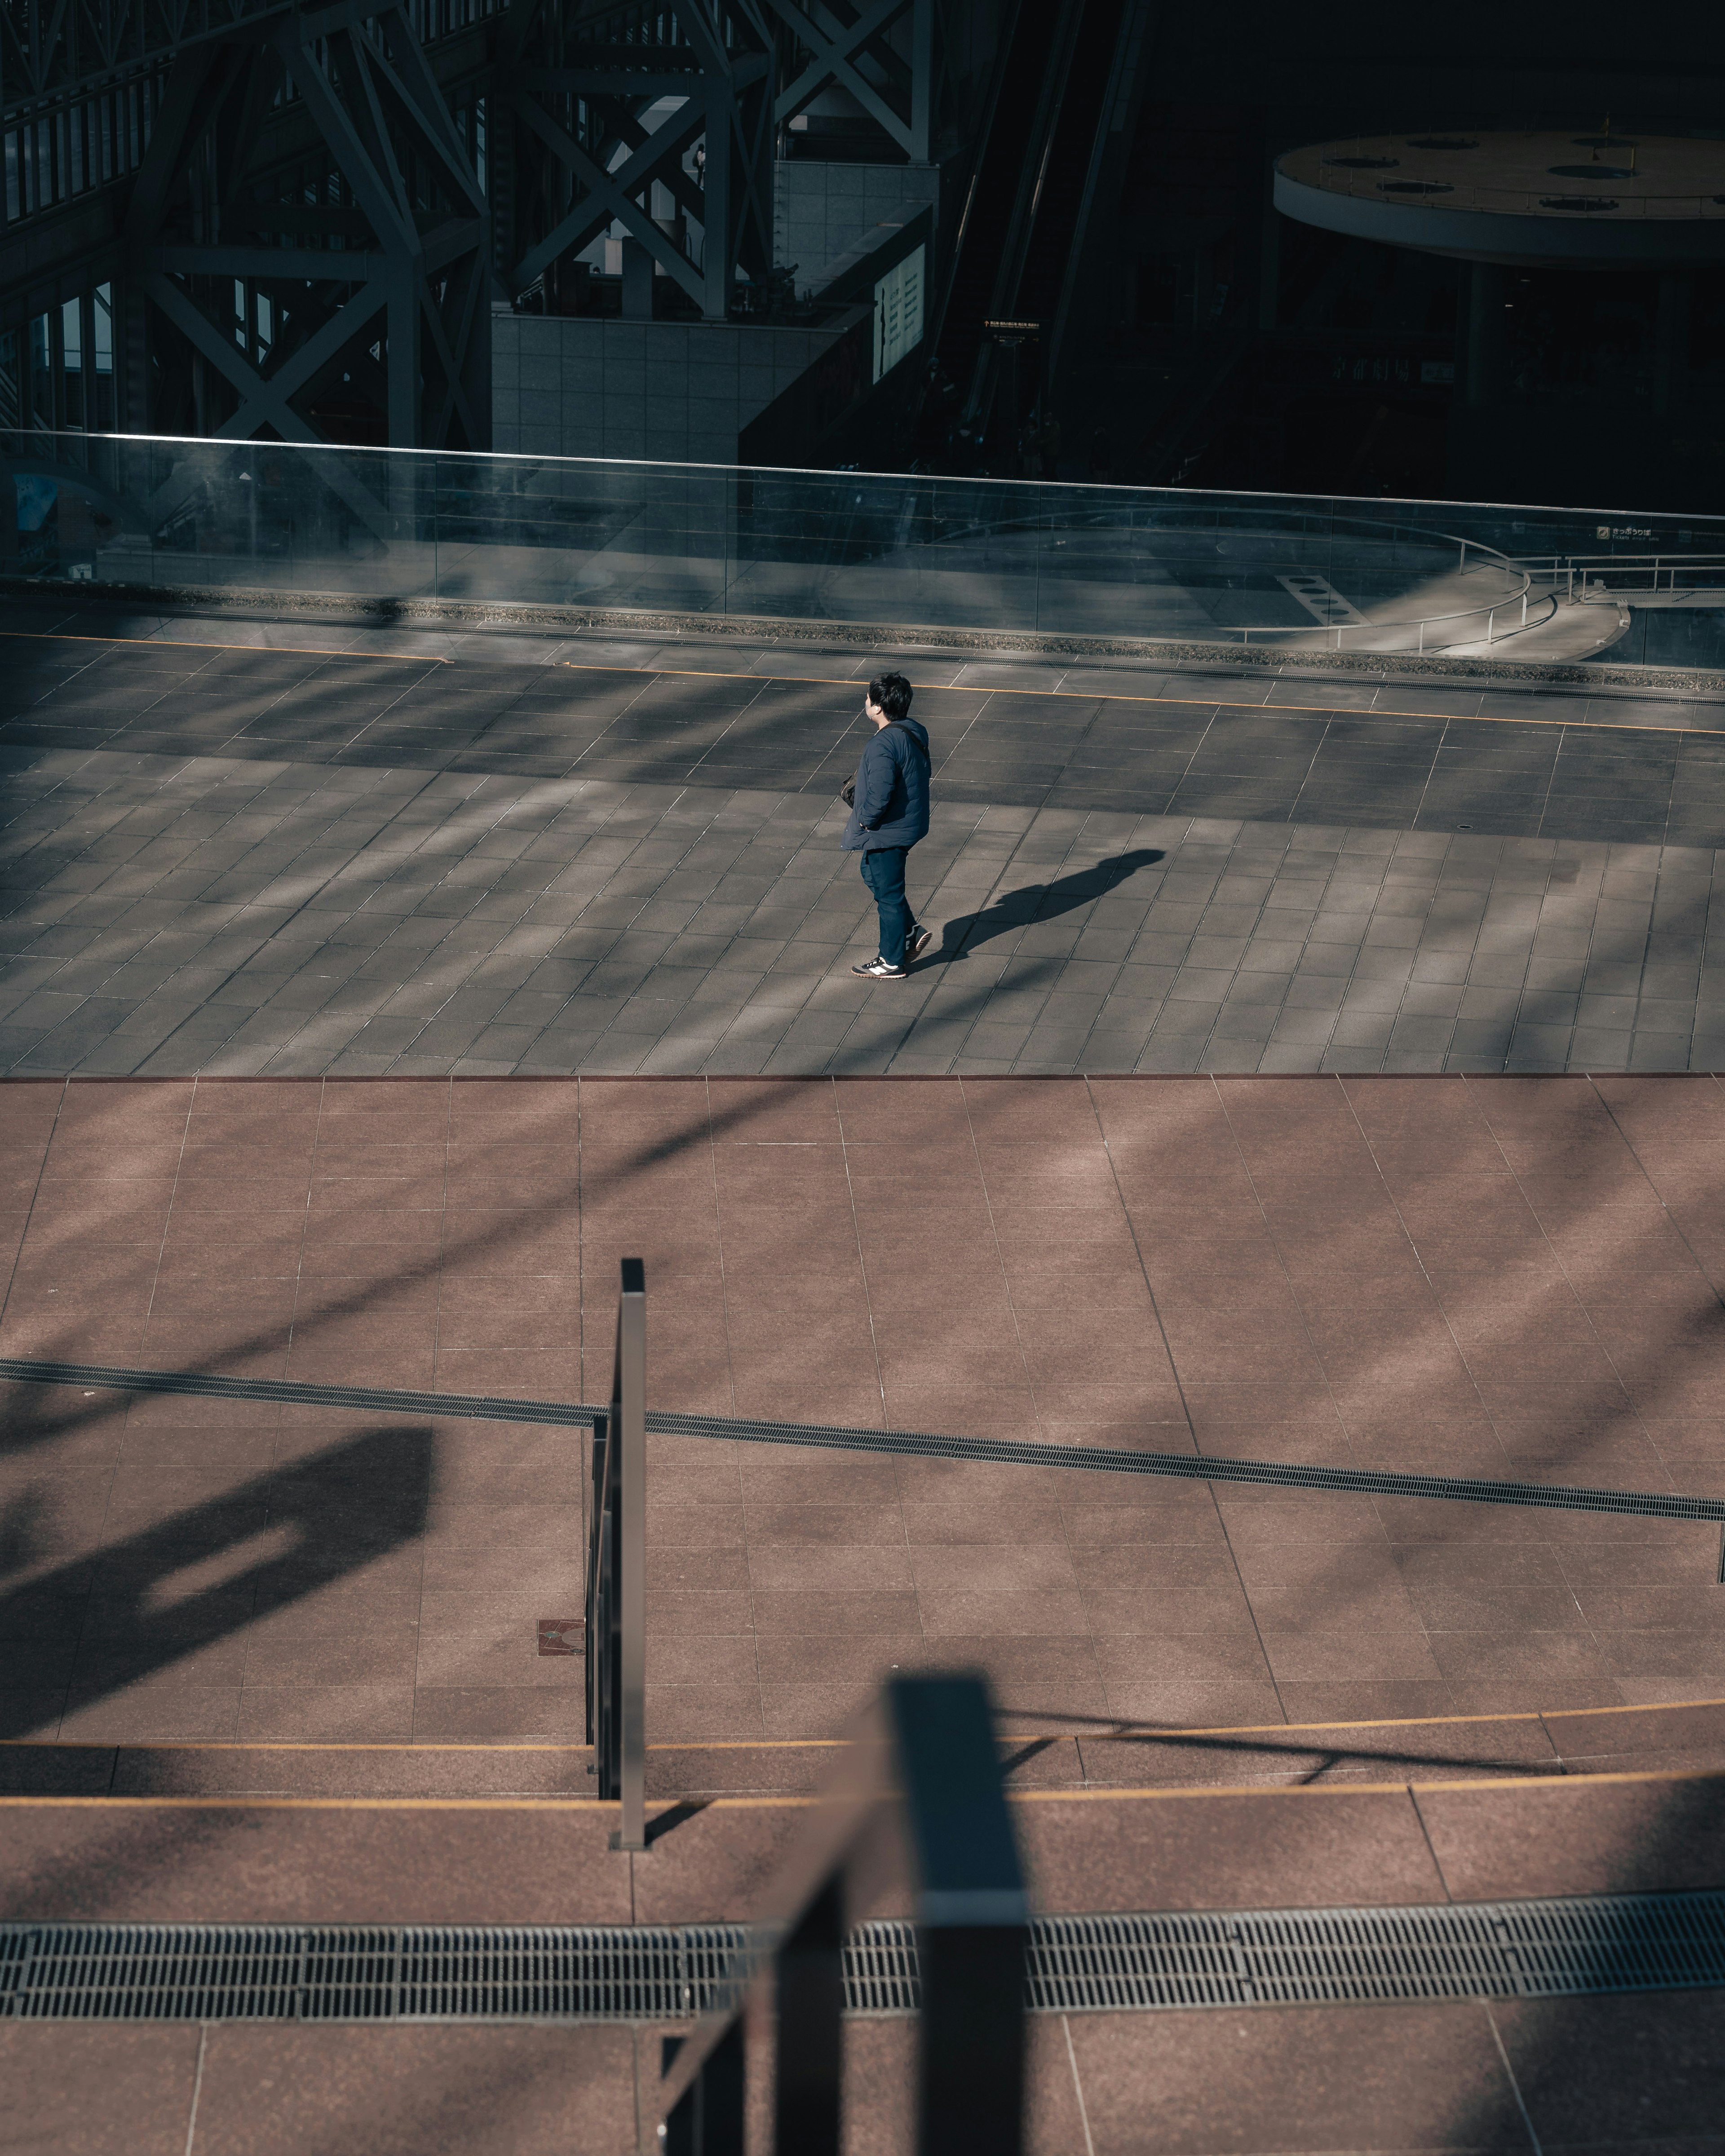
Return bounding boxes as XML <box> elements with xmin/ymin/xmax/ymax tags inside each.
<box><xmin>491</xmin><ymin>312</ymin><xmax>862</xmax><ymax>463</ymax></box>
<box><xmin>772</xmin><ymin>161</ymin><xmax>939</xmax><ymax>293</ymax></box>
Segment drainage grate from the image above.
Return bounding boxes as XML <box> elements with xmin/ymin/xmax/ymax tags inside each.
<box><xmin>0</xmin><ymin>1923</ymin><xmax>754</xmax><ymax>2023</ymax></box>
<box><xmin>6</xmin><ymin>1895</ymin><xmax>1725</xmax><ymax>2022</ymax></box>
<box><xmin>5</xmin><ymin>1354</ymin><xmax>1724</xmax><ymax>1524</ymax></box>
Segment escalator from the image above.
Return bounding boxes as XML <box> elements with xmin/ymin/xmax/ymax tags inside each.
<box><xmin>915</xmin><ymin>0</ymin><xmax>1133</xmax><ymax>470</ymax></box>
<box><xmin>1013</xmin><ymin>0</ymin><xmax>1129</xmax><ymax>365</ymax></box>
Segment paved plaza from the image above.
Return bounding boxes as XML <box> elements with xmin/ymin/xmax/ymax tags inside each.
<box><xmin>6</xmin><ymin>601</ymin><xmax>1725</xmax><ymax>2155</ymax></box>
<box><xmin>0</xmin><ymin>601</ymin><xmax>1724</xmax><ymax>1078</ymax></box>
<box><xmin>4</xmin><ymin>1070</ymin><xmax>1725</xmax><ymax>1747</ymax></box>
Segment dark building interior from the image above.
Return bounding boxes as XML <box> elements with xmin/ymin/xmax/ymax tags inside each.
<box><xmin>2</xmin><ymin>0</ymin><xmax>1719</xmax><ymax>512</ymax></box>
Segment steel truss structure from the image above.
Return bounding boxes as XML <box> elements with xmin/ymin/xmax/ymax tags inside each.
<box><xmin>0</xmin><ymin>0</ymin><xmax>939</xmax><ymax>448</ymax></box>
<box><xmin>766</xmin><ymin>0</ymin><xmax>930</xmax><ymax>163</ymax></box>
<box><xmin>137</xmin><ymin>1</ymin><xmax>490</xmax><ymax>447</ymax></box>
<box><xmin>498</xmin><ymin>0</ymin><xmax>775</xmax><ymax>324</ymax></box>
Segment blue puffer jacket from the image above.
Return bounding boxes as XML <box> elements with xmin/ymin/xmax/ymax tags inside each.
<box><xmin>840</xmin><ymin>718</ymin><xmax>931</xmax><ymax>852</ymax></box>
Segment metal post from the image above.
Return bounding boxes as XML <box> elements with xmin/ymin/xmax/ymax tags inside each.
<box><xmin>585</xmin><ymin>1409</ymin><xmax>608</xmax><ymax>1758</ymax></box>
<box><xmin>658</xmin><ymin>1671</ymin><xmax>1027</xmax><ymax>2155</ymax></box>
<box><xmin>775</xmin><ymin>1879</ymin><xmax>845</xmax><ymax>2153</ymax></box>
<box><xmin>663</xmin><ymin>2023</ymin><xmax>746</xmax><ymax>2156</ymax></box>
<box><xmin>1418</xmin><ymin>619</ymin><xmax>1425</xmax><ymax>654</ymax></box>
<box><xmin>612</xmin><ymin>1256</ymin><xmax>646</xmax><ymax>1851</ymax></box>
<box><xmin>891</xmin><ymin>1676</ymin><xmax>1030</xmax><ymax>2156</ymax></box>
<box><xmin>1486</xmin><ymin>609</ymin><xmax>1494</xmax><ymax>646</ymax></box>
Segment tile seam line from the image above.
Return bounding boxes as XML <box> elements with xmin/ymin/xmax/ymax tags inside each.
<box><xmin>0</xmin><ymin>1076</ymin><xmax>67</xmax><ymax>1336</ymax></box>
<box><xmin>1082</xmin><ymin>1073</ymin><xmax>1274</xmax><ymax>1724</ymax></box>
<box><xmin>1582</xmin><ymin>1074</ymin><xmax>1725</xmax><ymax>1306</ymax></box>
<box><xmin>1331</xmin><ymin>1073</ymin><xmax>1535</xmax><ymax>1516</ymax></box>
<box><xmin>1462</xmin><ymin>1074</ymin><xmax>1682</xmax><ymax>1498</ymax></box>
<box><xmin>81</xmin><ymin>1074</ymin><xmax>199</xmax><ymax>1742</ymax></box>
<box><xmin>181</xmin><ymin>2023</ymin><xmax>208</xmax><ymax>2156</ymax></box>
<box><xmin>560</xmin><ymin>659</ymin><xmax>717</xmax><ymax>781</ymax></box>
<box><xmin>1482</xmin><ymin>1997</ymin><xmax>1546</xmax><ymax>2156</ymax></box>
<box><xmin>409</xmin><ymin>1072</ymin><xmax>451</xmax><ymax>1739</ymax></box>
<box><xmin>1204</xmin><ymin>1070</ymin><xmax>1363</xmax><ymax>1715</ymax></box>
<box><xmin>702</xmin><ymin>1069</ymin><xmax>764</xmax><ymax>1733</ymax></box>
<box><xmin>829</xmin><ymin>1074</ymin><xmax>899</xmax><ymax>1656</ymax></box>
<box><xmin>1117</xmin><ymin>717</ymin><xmax>1215</xmax><ymax>1074</ymax></box>
<box><xmin>1062</xmin><ymin>2013</ymin><xmax>1097</xmax><ymax>2156</ymax></box>
<box><xmin>956</xmin><ymin>1070</ymin><xmax>1055</xmax><ymax>1671</ymax></box>
<box><xmin>119</xmin><ymin>759</ymin><xmax>463</xmax><ymax>1077</ymax></box>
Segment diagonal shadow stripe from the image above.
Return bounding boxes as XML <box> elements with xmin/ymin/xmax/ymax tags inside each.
<box><xmin>4</xmin><ymin>1356</ymin><xmax>1723</xmax><ymax>1525</ymax></box>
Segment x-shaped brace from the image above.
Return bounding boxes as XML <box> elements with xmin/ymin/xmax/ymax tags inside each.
<box><xmin>510</xmin><ymin>93</ymin><xmax>708</xmax><ymax>303</ymax></box>
<box><xmin>143</xmin><ymin>271</ymin><xmax>396</xmax><ymax>537</ymax></box>
<box><xmin>763</xmin><ymin>0</ymin><xmax>917</xmax><ymax>153</ymax></box>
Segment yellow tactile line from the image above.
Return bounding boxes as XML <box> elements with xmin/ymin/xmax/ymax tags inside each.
<box><xmin>557</xmin><ymin>658</ymin><xmax>1725</xmax><ymax>738</ymax></box>
<box><xmin>2</xmin><ymin>624</ymin><xmax>1716</xmax><ymax>736</ymax></box>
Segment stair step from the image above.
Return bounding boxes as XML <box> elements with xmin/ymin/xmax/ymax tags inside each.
<box><xmin>6</xmin><ymin>1696</ymin><xmax>1725</xmax><ymax>1803</ymax></box>
<box><xmin>5</xmin><ymin>1752</ymin><xmax>1725</xmax><ymax>1930</ymax></box>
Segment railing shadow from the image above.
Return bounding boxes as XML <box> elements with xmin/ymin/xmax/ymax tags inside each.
<box><xmin>0</xmin><ymin>1424</ymin><xmax>434</xmax><ymax>1745</ymax></box>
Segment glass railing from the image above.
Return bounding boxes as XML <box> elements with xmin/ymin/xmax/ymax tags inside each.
<box><xmin>4</xmin><ymin>427</ymin><xmax>1724</xmax><ymax>672</ymax></box>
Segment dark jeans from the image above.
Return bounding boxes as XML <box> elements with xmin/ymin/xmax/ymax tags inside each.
<box><xmin>860</xmin><ymin>845</ymin><xmax>918</xmax><ymax>967</ymax></box>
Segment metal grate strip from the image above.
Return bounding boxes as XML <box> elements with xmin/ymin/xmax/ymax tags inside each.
<box><xmin>4</xmin><ymin>1354</ymin><xmax>1722</xmax><ymax>1522</ymax></box>
<box><xmin>7</xmin><ymin>1895</ymin><xmax>1725</xmax><ymax>2021</ymax></box>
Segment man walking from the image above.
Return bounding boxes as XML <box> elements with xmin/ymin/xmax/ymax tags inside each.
<box><xmin>842</xmin><ymin>670</ymin><xmax>932</xmax><ymax>981</ymax></box>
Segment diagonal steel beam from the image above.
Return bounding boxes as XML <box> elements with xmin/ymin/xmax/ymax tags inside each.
<box><xmin>145</xmin><ymin>276</ymin><xmax>399</xmax><ymax>539</ymax></box>
<box><xmin>422</xmin><ymin>245</ymin><xmax>485</xmax><ymax>447</ymax></box>
<box><xmin>272</xmin><ymin>21</ymin><xmax>417</xmax><ymax>259</ymax></box>
<box><xmin>146</xmin><ymin>270</ymin><xmax>384</xmax><ymax>442</ymax></box>
<box><xmin>509</xmin><ymin>93</ymin><xmax>706</xmax><ymax>303</ymax></box>
<box><xmin>374</xmin><ymin>2</ymin><xmax>489</xmax><ymax>220</ymax></box>
<box><xmin>763</xmin><ymin>0</ymin><xmax>915</xmax><ymax>150</ymax></box>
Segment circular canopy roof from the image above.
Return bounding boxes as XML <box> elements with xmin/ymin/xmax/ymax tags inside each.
<box><xmin>1273</xmin><ymin>133</ymin><xmax>1725</xmax><ymax>265</ymax></box>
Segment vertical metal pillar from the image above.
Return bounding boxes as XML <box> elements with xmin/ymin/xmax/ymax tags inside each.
<box><xmin>703</xmin><ymin>78</ymin><xmax>735</xmax><ymax>323</ymax></box>
<box><xmin>908</xmin><ymin>0</ymin><xmax>933</xmax><ymax>164</ymax></box>
<box><xmin>612</xmin><ymin>1255</ymin><xmax>646</xmax><ymax>1852</ymax></box>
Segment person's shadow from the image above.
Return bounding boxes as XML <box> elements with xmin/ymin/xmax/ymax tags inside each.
<box><xmin>924</xmin><ymin>849</ymin><xmax>1164</xmax><ymax>964</ymax></box>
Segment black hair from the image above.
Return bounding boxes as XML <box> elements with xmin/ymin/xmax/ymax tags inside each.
<box><xmin>869</xmin><ymin>670</ymin><xmax>914</xmax><ymax>721</ymax></box>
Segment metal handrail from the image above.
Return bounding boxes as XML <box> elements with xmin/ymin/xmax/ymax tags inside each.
<box><xmin>586</xmin><ymin>1256</ymin><xmax>646</xmax><ymax>1853</ymax></box>
<box><xmin>660</xmin><ymin>1673</ymin><xmax>1030</xmax><ymax>2156</ymax></box>
<box><xmin>1222</xmin><ymin>530</ymin><xmax>1540</xmax><ymax>653</ymax></box>
<box><xmin>1508</xmin><ymin>552</ymin><xmax>1725</xmax><ymax>602</ymax></box>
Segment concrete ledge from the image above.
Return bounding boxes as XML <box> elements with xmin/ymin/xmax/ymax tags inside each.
<box><xmin>12</xmin><ymin>573</ymin><xmax>1725</xmax><ymax>696</ymax></box>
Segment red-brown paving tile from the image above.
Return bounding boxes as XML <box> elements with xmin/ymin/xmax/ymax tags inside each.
<box><xmin>6</xmin><ymin>1071</ymin><xmax>1725</xmax><ymax>1790</ymax></box>
<box><xmin>0</xmin><ymin>2025</ymin><xmax>200</xmax><ymax>2156</ymax></box>
<box><xmin>191</xmin><ymin>2026</ymin><xmax>637</xmax><ymax>2156</ymax></box>
<box><xmin>1416</xmin><ymin>1773</ymin><xmax>1725</xmax><ymax>1899</ymax></box>
<box><xmin>1017</xmin><ymin>1784</ymin><xmax>1445</xmax><ymax>1909</ymax></box>
<box><xmin>1068</xmin><ymin>2000</ymin><xmax>1527</xmax><ymax>2155</ymax></box>
<box><xmin>1492</xmin><ymin>1991</ymin><xmax>1725</xmax><ymax>2149</ymax></box>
